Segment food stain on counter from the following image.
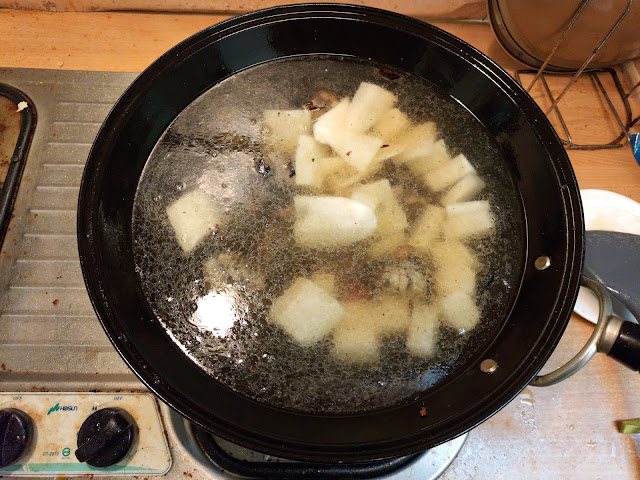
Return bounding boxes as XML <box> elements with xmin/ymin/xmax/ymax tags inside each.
<box><xmin>519</xmin><ymin>387</ymin><xmax>535</xmax><ymax>407</ymax></box>
<box><xmin>517</xmin><ymin>387</ymin><xmax>537</xmax><ymax>429</ymax></box>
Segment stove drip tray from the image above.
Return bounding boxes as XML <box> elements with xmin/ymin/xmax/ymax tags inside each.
<box><xmin>0</xmin><ymin>83</ymin><xmax>35</xmax><ymax>248</ymax></box>
<box><xmin>193</xmin><ymin>427</ymin><xmax>418</xmax><ymax>479</ymax></box>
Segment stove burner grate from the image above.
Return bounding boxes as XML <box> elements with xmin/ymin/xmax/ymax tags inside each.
<box><xmin>192</xmin><ymin>427</ymin><xmax>419</xmax><ymax>479</ymax></box>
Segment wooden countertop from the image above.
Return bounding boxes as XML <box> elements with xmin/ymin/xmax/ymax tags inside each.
<box><xmin>0</xmin><ymin>9</ymin><xmax>639</xmax><ymax>480</ymax></box>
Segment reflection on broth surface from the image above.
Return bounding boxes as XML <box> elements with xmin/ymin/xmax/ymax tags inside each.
<box><xmin>132</xmin><ymin>56</ymin><xmax>524</xmax><ymax>414</ymax></box>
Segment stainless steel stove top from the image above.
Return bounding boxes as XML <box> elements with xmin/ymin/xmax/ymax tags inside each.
<box><xmin>0</xmin><ymin>68</ymin><xmax>466</xmax><ymax>479</ymax></box>
<box><xmin>0</xmin><ymin>68</ymin><xmax>138</xmax><ymax>393</ymax></box>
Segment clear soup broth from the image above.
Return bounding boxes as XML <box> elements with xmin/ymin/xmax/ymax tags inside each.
<box><xmin>132</xmin><ymin>56</ymin><xmax>524</xmax><ymax>414</ymax></box>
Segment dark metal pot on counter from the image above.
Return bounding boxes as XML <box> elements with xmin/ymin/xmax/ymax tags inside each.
<box><xmin>76</xmin><ymin>4</ymin><xmax>640</xmax><ymax>463</ymax></box>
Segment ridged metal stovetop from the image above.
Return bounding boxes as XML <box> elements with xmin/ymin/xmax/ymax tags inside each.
<box><xmin>0</xmin><ymin>68</ymin><xmax>140</xmax><ymax>392</ymax></box>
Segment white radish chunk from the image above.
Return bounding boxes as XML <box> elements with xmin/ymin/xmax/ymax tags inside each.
<box><xmin>443</xmin><ymin>210</ymin><xmax>495</xmax><ymax>241</ymax></box>
<box><xmin>364</xmin><ymin>109</ymin><xmax>411</xmax><ymax>171</ymax></box>
<box><xmin>313</xmin><ymin>98</ymin><xmax>383</xmax><ymax>172</ymax></box>
<box><xmin>263</xmin><ymin>109</ymin><xmax>311</xmax><ymax>154</ymax></box>
<box><xmin>374</xmin><ymin>122</ymin><xmax>438</xmax><ymax>164</ymax></box>
<box><xmin>375</xmin><ymin>295</ymin><xmax>411</xmax><ymax>335</ymax></box>
<box><xmin>440</xmin><ymin>291</ymin><xmax>480</xmax><ymax>331</ymax></box>
<box><xmin>404</xmin><ymin>139</ymin><xmax>451</xmax><ymax>178</ymax></box>
<box><xmin>340</xmin><ymin>297</ymin><xmax>410</xmax><ymax>337</ymax></box>
<box><xmin>345</xmin><ymin>82</ymin><xmax>397</xmax><ymax>133</ymax></box>
<box><xmin>332</xmin><ymin>322</ymin><xmax>380</xmax><ymax>363</ymax></box>
<box><xmin>424</xmin><ymin>139</ymin><xmax>452</xmax><ymax>171</ymax></box>
<box><xmin>293</xmin><ymin>195</ymin><xmax>377</xmax><ymax>247</ymax></box>
<box><xmin>294</xmin><ymin>135</ymin><xmax>331</xmax><ymax>187</ymax></box>
<box><xmin>308</xmin><ymin>156</ymin><xmax>350</xmax><ymax>191</ymax></box>
<box><xmin>313</xmin><ymin>98</ymin><xmax>350</xmax><ymax>146</ymax></box>
<box><xmin>409</xmin><ymin>205</ymin><xmax>445</xmax><ymax>252</ymax></box>
<box><xmin>406</xmin><ymin>303</ymin><xmax>440</xmax><ymax>358</ymax></box>
<box><xmin>332</xmin><ymin>295</ymin><xmax>410</xmax><ymax>363</ymax></box>
<box><xmin>424</xmin><ymin>153</ymin><xmax>476</xmax><ymax>192</ymax></box>
<box><xmin>270</xmin><ymin>277</ymin><xmax>344</xmax><ymax>346</ymax></box>
<box><xmin>322</xmin><ymin>132</ymin><xmax>382</xmax><ymax>172</ymax></box>
<box><xmin>372</xmin><ymin>108</ymin><xmax>410</xmax><ymax>141</ymax></box>
<box><xmin>395</xmin><ymin>122</ymin><xmax>438</xmax><ymax>161</ymax></box>
<box><xmin>334</xmin><ymin>132</ymin><xmax>384</xmax><ymax>172</ymax></box>
<box><xmin>351</xmin><ymin>179</ymin><xmax>392</xmax><ymax>210</ymax></box>
<box><xmin>443</xmin><ymin>201</ymin><xmax>494</xmax><ymax>241</ymax></box>
<box><xmin>373</xmin><ymin>142</ymin><xmax>405</xmax><ymax>162</ymax></box>
<box><xmin>446</xmin><ymin>200</ymin><xmax>490</xmax><ymax>216</ymax></box>
<box><xmin>351</xmin><ymin>179</ymin><xmax>408</xmax><ymax>235</ymax></box>
<box><xmin>428</xmin><ymin>240</ymin><xmax>478</xmax><ymax>271</ymax></box>
<box><xmin>434</xmin><ymin>264</ymin><xmax>476</xmax><ymax>295</ymax></box>
<box><xmin>441</xmin><ymin>174</ymin><xmax>485</xmax><ymax>205</ymax></box>
<box><xmin>322</xmin><ymin>164</ymin><xmax>362</xmax><ymax>195</ymax></box>
<box><xmin>166</xmin><ymin>189</ymin><xmax>219</xmax><ymax>254</ymax></box>
<box><xmin>332</xmin><ymin>302</ymin><xmax>382</xmax><ymax>363</ymax></box>
<box><xmin>378</xmin><ymin>202</ymin><xmax>408</xmax><ymax>235</ymax></box>
<box><xmin>367</xmin><ymin>232</ymin><xmax>408</xmax><ymax>258</ymax></box>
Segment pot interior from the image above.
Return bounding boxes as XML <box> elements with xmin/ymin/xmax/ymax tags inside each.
<box><xmin>131</xmin><ymin>54</ymin><xmax>525</xmax><ymax>415</ymax></box>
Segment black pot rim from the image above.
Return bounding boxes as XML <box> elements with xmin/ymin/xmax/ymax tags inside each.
<box><xmin>77</xmin><ymin>3</ymin><xmax>584</xmax><ymax>462</ymax></box>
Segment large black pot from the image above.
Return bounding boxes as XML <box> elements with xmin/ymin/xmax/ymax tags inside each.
<box><xmin>78</xmin><ymin>4</ymin><xmax>584</xmax><ymax>462</ymax></box>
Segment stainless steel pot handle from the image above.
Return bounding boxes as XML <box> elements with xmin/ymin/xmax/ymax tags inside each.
<box><xmin>530</xmin><ymin>276</ymin><xmax>616</xmax><ymax>387</ymax></box>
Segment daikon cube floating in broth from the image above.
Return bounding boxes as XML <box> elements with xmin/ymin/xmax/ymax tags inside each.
<box><xmin>165</xmin><ymin>189</ymin><xmax>219</xmax><ymax>254</ymax></box>
<box><xmin>424</xmin><ymin>153</ymin><xmax>476</xmax><ymax>191</ymax></box>
<box><xmin>264</xmin><ymin>109</ymin><xmax>311</xmax><ymax>154</ymax></box>
<box><xmin>444</xmin><ymin>201</ymin><xmax>495</xmax><ymax>240</ymax></box>
<box><xmin>293</xmin><ymin>195</ymin><xmax>377</xmax><ymax>247</ymax></box>
<box><xmin>396</xmin><ymin>122</ymin><xmax>438</xmax><ymax>161</ymax></box>
<box><xmin>294</xmin><ymin>135</ymin><xmax>333</xmax><ymax>187</ymax></box>
<box><xmin>345</xmin><ymin>82</ymin><xmax>397</xmax><ymax>133</ymax></box>
<box><xmin>409</xmin><ymin>205</ymin><xmax>445</xmax><ymax>252</ymax></box>
<box><xmin>440</xmin><ymin>292</ymin><xmax>481</xmax><ymax>331</ymax></box>
<box><xmin>372</xmin><ymin>107</ymin><xmax>411</xmax><ymax>141</ymax></box>
<box><xmin>351</xmin><ymin>179</ymin><xmax>408</xmax><ymax>236</ymax></box>
<box><xmin>441</xmin><ymin>174</ymin><xmax>485</xmax><ymax>205</ymax></box>
<box><xmin>270</xmin><ymin>277</ymin><xmax>344</xmax><ymax>346</ymax></box>
<box><xmin>406</xmin><ymin>303</ymin><xmax>440</xmax><ymax>358</ymax></box>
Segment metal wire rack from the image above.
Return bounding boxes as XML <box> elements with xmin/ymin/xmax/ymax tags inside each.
<box><xmin>628</xmin><ymin>67</ymin><xmax>640</xmax><ymax>130</ymax></box>
<box><xmin>513</xmin><ymin>0</ymin><xmax>639</xmax><ymax>150</ymax></box>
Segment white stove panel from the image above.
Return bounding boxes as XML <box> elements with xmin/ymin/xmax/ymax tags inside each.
<box><xmin>0</xmin><ymin>392</ymin><xmax>171</xmax><ymax>476</ymax></box>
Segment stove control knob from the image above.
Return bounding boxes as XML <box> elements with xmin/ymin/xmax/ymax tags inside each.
<box><xmin>75</xmin><ymin>408</ymin><xmax>137</xmax><ymax>467</ymax></box>
<box><xmin>0</xmin><ymin>408</ymin><xmax>34</xmax><ymax>467</ymax></box>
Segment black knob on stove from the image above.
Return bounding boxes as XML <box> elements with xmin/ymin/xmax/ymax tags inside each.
<box><xmin>75</xmin><ymin>407</ymin><xmax>137</xmax><ymax>467</ymax></box>
<box><xmin>0</xmin><ymin>408</ymin><xmax>34</xmax><ymax>468</ymax></box>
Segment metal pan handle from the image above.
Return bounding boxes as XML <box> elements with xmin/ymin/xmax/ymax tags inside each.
<box><xmin>531</xmin><ymin>276</ymin><xmax>639</xmax><ymax>387</ymax></box>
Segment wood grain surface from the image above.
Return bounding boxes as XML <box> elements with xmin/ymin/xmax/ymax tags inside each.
<box><xmin>0</xmin><ymin>8</ymin><xmax>638</xmax><ymax>479</ymax></box>
<box><xmin>0</xmin><ymin>0</ymin><xmax>487</xmax><ymax>18</ymax></box>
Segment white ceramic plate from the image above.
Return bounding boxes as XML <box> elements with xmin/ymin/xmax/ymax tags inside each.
<box><xmin>574</xmin><ymin>189</ymin><xmax>640</xmax><ymax>323</ymax></box>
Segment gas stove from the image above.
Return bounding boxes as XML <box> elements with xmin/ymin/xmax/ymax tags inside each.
<box><xmin>0</xmin><ymin>68</ymin><xmax>468</xmax><ymax>479</ymax></box>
